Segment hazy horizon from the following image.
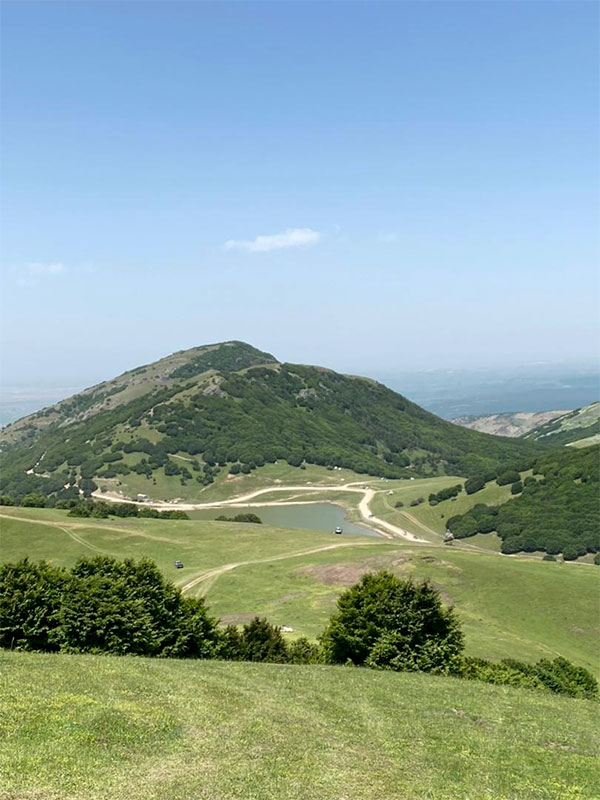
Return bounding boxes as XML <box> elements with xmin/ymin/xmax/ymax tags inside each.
<box><xmin>1</xmin><ymin>351</ymin><xmax>598</xmax><ymax>427</ymax></box>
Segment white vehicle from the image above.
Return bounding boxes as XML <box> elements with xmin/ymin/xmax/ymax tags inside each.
<box><xmin>334</xmin><ymin>526</ymin><xmax>343</xmax><ymax>535</ymax></box>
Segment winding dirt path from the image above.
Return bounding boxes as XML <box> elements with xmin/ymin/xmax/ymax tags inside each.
<box><xmin>92</xmin><ymin>483</ymin><xmax>427</xmax><ymax>542</ymax></box>
<box><xmin>0</xmin><ymin>513</ymin><xmax>187</xmax><ymax>545</ymax></box>
<box><xmin>179</xmin><ymin>539</ymin><xmax>377</xmax><ymax>595</ymax></box>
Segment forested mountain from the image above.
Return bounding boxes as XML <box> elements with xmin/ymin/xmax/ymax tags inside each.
<box><xmin>447</xmin><ymin>446</ymin><xmax>599</xmax><ymax>559</ymax></box>
<box><xmin>523</xmin><ymin>402</ymin><xmax>600</xmax><ymax>447</ymax></box>
<box><xmin>0</xmin><ymin>341</ymin><xmax>543</xmax><ymax>503</ymax></box>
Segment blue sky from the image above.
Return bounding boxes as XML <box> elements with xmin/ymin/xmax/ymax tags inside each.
<box><xmin>1</xmin><ymin>1</ymin><xmax>598</xmax><ymax>385</ymax></box>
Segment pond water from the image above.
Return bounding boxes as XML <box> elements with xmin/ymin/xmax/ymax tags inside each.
<box><xmin>188</xmin><ymin>502</ymin><xmax>381</xmax><ymax>538</ymax></box>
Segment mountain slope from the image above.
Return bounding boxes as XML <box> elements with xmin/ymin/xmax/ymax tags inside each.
<box><xmin>0</xmin><ymin>341</ymin><xmax>543</xmax><ymax>503</ymax></box>
<box><xmin>446</xmin><ymin>445</ymin><xmax>599</xmax><ymax>558</ymax></box>
<box><xmin>452</xmin><ymin>410</ymin><xmax>568</xmax><ymax>438</ymax></box>
<box><xmin>523</xmin><ymin>401</ymin><xmax>600</xmax><ymax>447</ymax></box>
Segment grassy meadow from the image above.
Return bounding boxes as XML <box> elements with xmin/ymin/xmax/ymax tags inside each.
<box><xmin>1</xmin><ymin>650</ymin><xmax>598</xmax><ymax>800</ymax></box>
<box><xmin>1</xmin><ymin>506</ymin><xmax>598</xmax><ymax>675</ymax></box>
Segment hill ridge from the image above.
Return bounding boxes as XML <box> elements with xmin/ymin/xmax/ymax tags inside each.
<box><xmin>0</xmin><ymin>340</ymin><xmax>542</xmax><ymax>504</ymax></box>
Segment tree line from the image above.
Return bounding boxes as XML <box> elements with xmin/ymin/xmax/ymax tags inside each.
<box><xmin>1</xmin><ymin>558</ymin><xmax>596</xmax><ymax>700</ymax></box>
<box><xmin>446</xmin><ymin>446</ymin><xmax>599</xmax><ymax>558</ymax></box>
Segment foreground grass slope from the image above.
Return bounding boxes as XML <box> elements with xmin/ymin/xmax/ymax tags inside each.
<box><xmin>2</xmin><ymin>507</ymin><xmax>598</xmax><ymax>675</ymax></box>
<box><xmin>1</xmin><ymin>651</ymin><xmax>598</xmax><ymax>800</ymax></box>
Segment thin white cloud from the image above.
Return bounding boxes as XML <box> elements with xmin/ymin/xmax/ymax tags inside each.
<box><xmin>378</xmin><ymin>232</ymin><xmax>398</xmax><ymax>243</ymax></box>
<box><xmin>25</xmin><ymin>262</ymin><xmax>67</xmax><ymax>275</ymax></box>
<box><xmin>12</xmin><ymin>262</ymin><xmax>67</xmax><ymax>288</ymax></box>
<box><xmin>224</xmin><ymin>228</ymin><xmax>321</xmax><ymax>253</ymax></box>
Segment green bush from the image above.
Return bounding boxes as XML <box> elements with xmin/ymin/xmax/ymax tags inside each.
<box><xmin>0</xmin><ymin>559</ymin><xmax>67</xmax><ymax>651</ymax></box>
<box><xmin>159</xmin><ymin>510</ymin><xmax>190</xmax><ymax>520</ymax></box>
<box><xmin>502</xmin><ymin>657</ymin><xmax>598</xmax><ymax>699</ymax></box>
<box><xmin>321</xmin><ymin>572</ymin><xmax>463</xmax><ymax>674</ymax></box>
<box><xmin>220</xmin><ymin>617</ymin><xmax>289</xmax><ymax>663</ymax></box>
<box><xmin>460</xmin><ymin>657</ymin><xmax>545</xmax><ymax>691</ymax></box>
<box><xmin>288</xmin><ymin>636</ymin><xmax>323</xmax><ymax>664</ymax></box>
<box><xmin>53</xmin><ymin>556</ymin><xmax>218</xmax><ymax>657</ymax></box>
<box><xmin>0</xmin><ymin>495</ymin><xmax>15</xmax><ymax>506</ymax></box>
<box><xmin>497</xmin><ymin>470</ymin><xmax>521</xmax><ymax>486</ymax></box>
<box><xmin>215</xmin><ymin>513</ymin><xmax>262</xmax><ymax>524</ymax></box>
<box><xmin>429</xmin><ymin>484</ymin><xmax>462</xmax><ymax>505</ymax></box>
<box><xmin>464</xmin><ymin>476</ymin><xmax>486</xmax><ymax>495</ymax></box>
<box><xmin>20</xmin><ymin>493</ymin><xmax>47</xmax><ymax>508</ymax></box>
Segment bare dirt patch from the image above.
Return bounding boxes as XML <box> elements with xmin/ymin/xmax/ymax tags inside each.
<box><xmin>219</xmin><ymin>612</ymin><xmax>259</xmax><ymax>625</ymax></box>
<box><xmin>544</xmin><ymin>741</ymin><xmax>576</xmax><ymax>752</ymax></box>
<box><xmin>299</xmin><ymin>555</ymin><xmax>410</xmax><ymax>586</ymax></box>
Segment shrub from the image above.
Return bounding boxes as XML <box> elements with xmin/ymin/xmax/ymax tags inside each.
<box><xmin>215</xmin><ymin>513</ymin><xmax>262</xmax><ymax>524</ymax></box>
<box><xmin>429</xmin><ymin>484</ymin><xmax>462</xmax><ymax>505</ymax></box>
<box><xmin>159</xmin><ymin>510</ymin><xmax>189</xmax><ymax>520</ymax></box>
<box><xmin>218</xmin><ymin>625</ymin><xmax>245</xmax><ymax>660</ymax></box>
<box><xmin>20</xmin><ymin>493</ymin><xmax>47</xmax><ymax>508</ymax></box>
<box><xmin>460</xmin><ymin>657</ymin><xmax>545</xmax><ymax>691</ymax></box>
<box><xmin>0</xmin><ymin>559</ymin><xmax>67</xmax><ymax>651</ymax></box>
<box><xmin>220</xmin><ymin>617</ymin><xmax>289</xmax><ymax>663</ymax></box>
<box><xmin>53</xmin><ymin>556</ymin><xmax>217</xmax><ymax>657</ymax></box>
<box><xmin>511</xmin><ymin>481</ymin><xmax>523</xmax><ymax>495</ymax></box>
<box><xmin>0</xmin><ymin>495</ymin><xmax>15</xmax><ymax>506</ymax></box>
<box><xmin>502</xmin><ymin>657</ymin><xmax>598</xmax><ymax>699</ymax></box>
<box><xmin>497</xmin><ymin>470</ymin><xmax>521</xmax><ymax>486</ymax></box>
<box><xmin>394</xmin><ymin>501</ymin><xmax>404</xmax><ymax>508</ymax></box>
<box><xmin>321</xmin><ymin>571</ymin><xmax>463</xmax><ymax>674</ymax></box>
<box><xmin>288</xmin><ymin>637</ymin><xmax>323</xmax><ymax>664</ymax></box>
<box><xmin>464</xmin><ymin>476</ymin><xmax>485</xmax><ymax>495</ymax></box>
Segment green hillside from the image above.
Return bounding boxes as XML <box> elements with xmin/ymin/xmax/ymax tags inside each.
<box><xmin>2</xmin><ymin>650</ymin><xmax>598</xmax><ymax>800</ymax></box>
<box><xmin>446</xmin><ymin>446</ymin><xmax>599</xmax><ymax>558</ymax></box>
<box><xmin>524</xmin><ymin>401</ymin><xmax>600</xmax><ymax>447</ymax></box>
<box><xmin>2</xmin><ymin>507</ymin><xmax>598</xmax><ymax>674</ymax></box>
<box><xmin>0</xmin><ymin>341</ymin><xmax>542</xmax><ymax>504</ymax></box>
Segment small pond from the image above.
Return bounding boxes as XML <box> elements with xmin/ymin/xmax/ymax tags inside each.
<box><xmin>188</xmin><ymin>502</ymin><xmax>381</xmax><ymax>538</ymax></box>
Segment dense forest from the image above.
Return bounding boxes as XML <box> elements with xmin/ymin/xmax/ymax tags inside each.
<box><xmin>0</xmin><ymin>341</ymin><xmax>543</xmax><ymax>503</ymax></box>
<box><xmin>446</xmin><ymin>446</ymin><xmax>599</xmax><ymax>558</ymax></box>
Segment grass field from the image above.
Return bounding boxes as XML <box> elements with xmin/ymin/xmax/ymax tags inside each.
<box><xmin>367</xmin><ymin>476</ymin><xmax>515</xmax><ymax>540</ymax></box>
<box><xmin>1</xmin><ymin>650</ymin><xmax>598</xmax><ymax>800</ymax></box>
<box><xmin>2</xmin><ymin>507</ymin><xmax>598</xmax><ymax>675</ymax></box>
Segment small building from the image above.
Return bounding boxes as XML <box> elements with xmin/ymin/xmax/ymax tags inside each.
<box><xmin>137</xmin><ymin>493</ymin><xmax>149</xmax><ymax>503</ymax></box>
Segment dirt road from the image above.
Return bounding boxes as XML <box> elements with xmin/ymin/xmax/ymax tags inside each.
<box><xmin>92</xmin><ymin>482</ymin><xmax>427</xmax><ymax>542</ymax></box>
<box><xmin>179</xmin><ymin>539</ymin><xmax>379</xmax><ymax>595</ymax></box>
